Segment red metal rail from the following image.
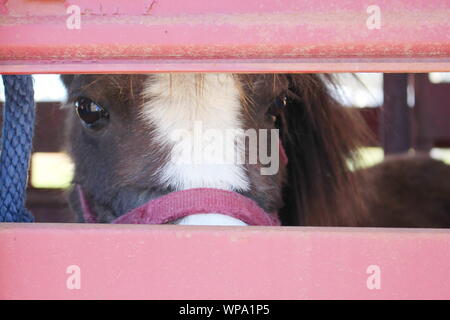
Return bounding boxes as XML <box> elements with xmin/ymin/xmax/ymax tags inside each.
<box><xmin>1</xmin><ymin>0</ymin><xmax>450</xmax><ymax>73</ymax></box>
<box><xmin>1</xmin><ymin>0</ymin><xmax>450</xmax><ymax>300</ymax></box>
<box><xmin>1</xmin><ymin>223</ymin><xmax>449</xmax><ymax>299</ymax></box>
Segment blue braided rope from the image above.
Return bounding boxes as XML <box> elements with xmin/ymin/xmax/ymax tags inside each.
<box><xmin>0</xmin><ymin>75</ymin><xmax>35</xmax><ymax>222</ymax></box>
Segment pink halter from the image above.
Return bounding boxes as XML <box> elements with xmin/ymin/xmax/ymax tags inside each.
<box><xmin>78</xmin><ymin>143</ymin><xmax>288</xmax><ymax>226</ymax></box>
<box><xmin>79</xmin><ymin>186</ymin><xmax>281</xmax><ymax>226</ymax></box>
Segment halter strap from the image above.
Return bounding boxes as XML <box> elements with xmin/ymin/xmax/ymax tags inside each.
<box><xmin>113</xmin><ymin>188</ymin><xmax>280</xmax><ymax>226</ymax></box>
<box><xmin>77</xmin><ymin>142</ymin><xmax>288</xmax><ymax>226</ymax></box>
<box><xmin>77</xmin><ymin>186</ymin><xmax>280</xmax><ymax>226</ymax></box>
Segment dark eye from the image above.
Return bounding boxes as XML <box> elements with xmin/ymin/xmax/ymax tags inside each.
<box><xmin>74</xmin><ymin>97</ymin><xmax>109</xmax><ymax>129</ymax></box>
<box><xmin>268</xmin><ymin>95</ymin><xmax>287</xmax><ymax>116</ymax></box>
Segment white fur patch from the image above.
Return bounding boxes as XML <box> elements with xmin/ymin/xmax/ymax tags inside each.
<box><xmin>174</xmin><ymin>213</ymin><xmax>248</xmax><ymax>226</ymax></box>
<box><xmin>141</xmin><ymin>74</ymin><xmax>249</xmax><ymax>191</ymax></box>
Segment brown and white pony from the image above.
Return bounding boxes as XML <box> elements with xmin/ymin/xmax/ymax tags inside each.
<box><xmin>61</xmin><ymin>74</ymin><xmax>450</xmax><ymax>227</ymax></box>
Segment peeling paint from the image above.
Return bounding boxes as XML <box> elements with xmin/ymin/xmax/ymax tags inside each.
<box><xmin>145</xmin><ymin>0</ymin><xmax>157</xmax><ymax>15</ymax></box>
<box><xmin>0</xmin><ymin>0</ymin><xmax>8</xmax><ymax>15</ymax></box>
<box><xmin>0</xmin><ymin>1</ymin><xmax>449</xmax><ymax>73</ymax></box>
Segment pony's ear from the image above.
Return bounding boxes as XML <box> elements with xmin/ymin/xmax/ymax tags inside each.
<box><xmin>60</xmin><ymin>74</ymin><xmax>75</xmax><ymax>88</ymax></box>
<box><xmin>278</xmin><ymin>74</ymin><xmax>371</xmax><ymax>226</ymax></box>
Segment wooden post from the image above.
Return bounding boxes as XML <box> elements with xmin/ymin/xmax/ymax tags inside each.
<box><xmin>381</xmin><ymin>74</ymin><xmax>411</xmax><ymax>154</ymax></box>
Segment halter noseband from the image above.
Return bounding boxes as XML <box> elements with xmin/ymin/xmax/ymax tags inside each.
<box><xmin>78</xmin><ymin>142</ymin><xmax>288</xmax><ymax>226</ymax></box>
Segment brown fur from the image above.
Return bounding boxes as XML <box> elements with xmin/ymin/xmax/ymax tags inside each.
<box><xmin>62</xmin><ymin>74</ymin><xmax>450</xmax><ymax>227</ymax></box>
<box><xmin>357</xmin><ymin>154</ymin><xmax>450</xmax><ymax>228</ymax></box>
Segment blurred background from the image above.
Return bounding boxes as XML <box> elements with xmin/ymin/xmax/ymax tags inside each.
<box><xmin>1</xmin><ymin>73</ymin><xmax>449</xmax><ymax>222</ymax></box>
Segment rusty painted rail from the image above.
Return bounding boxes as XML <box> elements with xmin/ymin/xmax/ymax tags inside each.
<box><xmin>1</xmin><ymin>0</ymin><xmax>449</xmax><ymax>73</ymax></box>
<box><xmin>1</xmin><ymin>0</ymin><xmax>450</xmax><ymax>300</ymax></box>
<box><xmin>0</xmin><ymin>223</ymin><xmax>449</xmax><ymax>299</ymax></box>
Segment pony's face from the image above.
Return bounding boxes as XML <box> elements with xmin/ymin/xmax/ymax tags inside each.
<box><xmin>62</xmin><ymin>74</ymin><xmax>292</xmax><ymax>223</ymax></box>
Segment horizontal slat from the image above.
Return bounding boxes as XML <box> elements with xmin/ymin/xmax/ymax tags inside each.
<box><xmin>1</xmin><ymin>0</ymin><xmax>449</xmax><ymax>73</ymax></box>
<box><xmin>0</xmin><ymin>223</ymin><xmax>449</xmax><ymax>299</ymax></box>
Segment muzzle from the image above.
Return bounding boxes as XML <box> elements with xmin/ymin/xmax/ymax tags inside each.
<box><xmin>78</xmin><ymin>143</ymin><xmax>288</xmax><ymax>226</ymax></box>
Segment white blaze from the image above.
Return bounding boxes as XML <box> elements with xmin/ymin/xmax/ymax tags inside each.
<box><xmin>141</xmin><ymin>73</ymin><xmax>250</xmax><ymax>191</ymax></box>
